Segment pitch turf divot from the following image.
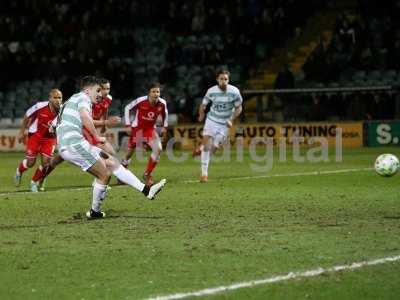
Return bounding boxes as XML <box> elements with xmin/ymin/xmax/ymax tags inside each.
<box><xmin>144</xmin><ymin>254</ymin><xmax>400</xmax><ymax>300</ymax></box>
<box><xmin>0</xmin><ymin>167</ymin><xmax>373</xmax><ymax>197</ymax></box>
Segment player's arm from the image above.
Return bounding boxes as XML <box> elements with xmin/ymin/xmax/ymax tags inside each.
<box><xmin>227</xmin><ymin>93</ymin><xmax>243</xmax><ymax>128</ymax></box>
<box><xmin>160</xmin><ymin>102</ymin><xmax>169</xmax><ymax>140</ymax></box>
<box><xmin>18</xmin><ymin>103</ymin><xmax>39</xmax><ymax>143</ymax></box>
<box><xmin>227</xmin><ymin>105</ymin><xmax>242</xmax><ymax>128</ymax></box>
<box><xmin>94</xmin><ymin>107</ymin><xmax>115</xmax><ymax>133</ymax></box>
<box><xmin>124</xmin><ymin>100</ymin><xmax>137</xmax><ymax>134</ymax></box>
<box><xmin>80</xmin><ymin>109</ymin><xmax>105</xmax><ymax>144</ymax></box>
<box><xmin>17</xmin><ymin>115</ymin><xmax>31</xmax><ymax>143</ymax></box>
<box><xmin>98</xmin><ymin>108</ymin><xmax>108</xmax><ymax>133</ymax></box>
<box><xmin>92</xmin><ymin>109</ymin><xmax>107</xmax><ymax>133</ymax></box>
<box><xmin>49</xmin><ymin>117</ymin><xmax>57</xmax><ymax>134</ymax></box>
<box><xmin>92</xmin><ymin>116</ymin><xmax>121</xmax><ymax>129</ymax></box>
<box><xmin>198</xmin><ymin>104</ymin><xmax>206</xmax><ymax>123</ymax></box>
<box><xmin>199</xmin><ymin>92</ymin><xmax>212</xmax><ymax>122</ymax></box>
<box><xmin>93</xmin><ymin>118</ymin><xmax>106</xmax><ymax>130</ymax></box>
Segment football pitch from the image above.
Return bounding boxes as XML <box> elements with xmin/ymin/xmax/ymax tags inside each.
<box><xmin>0</xmin><ymin>148</ymin><xmax>399</xmax><ymax>299</ymax></box>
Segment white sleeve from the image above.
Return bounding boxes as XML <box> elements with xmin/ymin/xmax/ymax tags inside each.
<box><xmin>234</xmin><ymin>91</ymin><xmax>243</xmax><ymax>107</ymax></box>
<box><xmin>77</xmin><ymin>97</ymin><xmax>91</xmax><ymax>112</ymax></box>
<box><xmin>202</xmin><ymin>89</ymin><xmax>212</xmax><ymax>106</ymax></box>
<box><xmin>163</xmin><ymin>103</ymin><xmax>168</xmax><ymax>127</ymax></box>
<box><xmin>26</xmin><ymin>101</ymin><xmax>48</xmax><ymax>117</ymax></box>
<box><xmin>124</xmin><ymin>99</ymin><xmax>138</xmax><ymax>126</ymax></box>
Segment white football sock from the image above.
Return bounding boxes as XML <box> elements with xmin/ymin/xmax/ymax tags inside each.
<box><xmin>100</xmin><ymin>184</ymin><xmax>108</xmax><ymax>201</ymax></box>
<box><xmin>113</xmin><ymin>165</ymin><xmax>145</xmax><ymax>192</ymax></box>
<box><xmin>16</xmin><ymin>159</ymin><xmax>28</xmax><ymax>175</ymax></box>
<box><xmin>201</xmin><ymin>150</ymin><xmax>210</xmax><ymax>176</ymax></box>
<box><xmin>150</xmin><ymin>152</ymin><xmax>159</xmax><ymax>161</ymax></box>
<box><xmin>92</xmin><ymin>182</ymin><xmax>107</xmax><ymax>212</ymax></box>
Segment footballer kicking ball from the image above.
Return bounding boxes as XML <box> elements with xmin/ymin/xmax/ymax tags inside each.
<box><xmin>374</xmin><ymin>154</ymin><xmax>400</xmax><ymax>177</ymax></box>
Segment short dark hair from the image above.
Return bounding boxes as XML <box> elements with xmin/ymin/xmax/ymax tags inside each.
<box><xmin>147</xmin><ymin>82</ymin><xmax>161</xmax><ymax>91</ymax></box>
<box><xmin>99</xmin><ymin>78</ymin><xmax>110</xmax><ymax>85</ymax></box>
<box><xmin>216</xmin><ymin>68</ymin><xmax>230</xmax><ymax>77</ymax></box>
<box><xmin>80</xmin><ymin>76</ymin><xmax>100</xmax><ymax>90</ymax></box>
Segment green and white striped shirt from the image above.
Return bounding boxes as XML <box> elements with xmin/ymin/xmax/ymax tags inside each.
<box><xmin>56</xmin><ymin>92</ymin><xmax>92</xmax><ymax>148</ymax></box>
<box><xmin>202</xmin><ymin>84</ymin><xmax>243</xmax><ymax>125</ymax></box>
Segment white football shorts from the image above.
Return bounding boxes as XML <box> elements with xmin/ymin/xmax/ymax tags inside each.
<box><xmin>59</xmin><ymin>140</ymin><xmax>102</xmax><ymax>171</ymax></box>
<box><xmin>203</xmin><ymin>118</ymin><xmax>229</xmax><ymax>147</ymax></box>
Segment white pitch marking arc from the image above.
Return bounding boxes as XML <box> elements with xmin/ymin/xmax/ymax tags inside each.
<box><xmin>144</xmin><ymin>255</ymin><xmax>400</xmax><ymax>300</ymax></box>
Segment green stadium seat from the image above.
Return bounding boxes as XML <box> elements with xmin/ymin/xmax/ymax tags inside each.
<box><xmin>383</xmin><ymin>69</ymin><xmax>397</xmax><ymax>79</ymax></box>
<box><xmin>1</xmin><ymin>108</ymin><xmax>13</xmax><ymax>118</ymax></box>
<box><xmin>353</xmin><ymin>80</ymin><xmax>366</xmax><ymax>87</ymax></box>
<box><xmin>13</xmin><ymin>118</ymin><xmax>24</xmax><ymax>126</ymax></box>
<box><xmin>367</xmin><ymin>70</ymin><xmax>382</xmax><ymax>80</ymax></box>
<box><xmin>255</xmin><ymin>43</ymin><xmax>267</xmax><ymax>60</ymax></box>
<box><xmin>0</xmin><ymin>118</ymin><xmax>13</xmax><ymax>126</ymax></box>
<box><xmin>352</xmin><ymin>70</ymin><xmax>366</xmax><ymax>81</ymax></box>
<box><xmin>327</xmin><ymin>82</ymin><xmax>340</xmax><ymax>88</ymax></box>
<box><xmin>295</xmin><ymin>70</ymin><xmax>306</xmax><ymax>82</ymax></box>
<box><xmin>14</xmin><ymin>109</ymin><xmax>25</xmax><ymax>118</ymax></box>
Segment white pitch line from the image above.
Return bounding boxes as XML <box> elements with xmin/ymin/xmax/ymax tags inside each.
<box><xmin>0</xmin><ymin>167</ymin><xmax>373</xmax><ymax>197</ymax></box>
<box><xmin>0</xmin><ymin>185</ymin><xmax>124</xmax><ymax>197</ymax></box>
<box><xmin>182</xmin><ymin>167</ymin><xmax>373</xmax><ymax>183</ymax></box>
<box><xmin>145</xmin><ymin>254</ymin><xmax>400</xmax><ymax>300</ymax></box>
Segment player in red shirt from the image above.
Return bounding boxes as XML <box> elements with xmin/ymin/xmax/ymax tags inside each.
<box><xmin>82</xmin><ymin>78</ymin><xmax>120</xmax><ymax>154</ymax></box>
<box><xmin>33</xmin><ymin>78</ymin><xmax>120</xmax><ymax>188</ymax></box>
<box><xmin>122</xmin><ymin>82</ymin><xmax>168</xmax><ymax>185</ymax></box>
<box><xmin>14</xmin><ymin>89</ymin><xmax>62</xmax><ymax>191</ymax></box>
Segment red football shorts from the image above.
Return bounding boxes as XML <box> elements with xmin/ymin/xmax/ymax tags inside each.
<box><xmin>128</xmin><ymin>127</ymin><xmax>154</xmax><ymax>149</ymax></box>
<box><xmin>26</xmin><ymin>135</ymin><xmax>56</xmax><ymax>158</ymax></box>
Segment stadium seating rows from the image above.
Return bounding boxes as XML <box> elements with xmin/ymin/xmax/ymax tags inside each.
<box><xmin>0</xmin><ymin>0</ymin><xmax>324</xmax><ymax>123</ymax></box>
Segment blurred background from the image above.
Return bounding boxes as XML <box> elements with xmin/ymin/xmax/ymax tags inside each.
<box><xmin>0</xmin><ymin>0</ymin><xmax>399</xmax><ymax>126</ymax></box>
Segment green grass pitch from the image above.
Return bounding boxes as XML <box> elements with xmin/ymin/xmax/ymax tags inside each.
<box><xmin>0</xmin><ymin>148</ymin><xmax>399</xmax><ymax>299</ymax></box>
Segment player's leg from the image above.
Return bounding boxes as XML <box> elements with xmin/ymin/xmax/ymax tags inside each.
<box><xmin>200</xmin><ymin>118</ymin><xmax>221</xmax><ymax>182</ymax></box>
<box><xmin>59</xmin><ymin>142</ymin><xmax>110</xmax><ymax>218</ymax></box>
<box><xmin>86</xmin><ymin>158</ymin><xmax>112</xmax><ymax>217</ymax></box>
<box><xmin>14</xmin><ymin>137</ymin><xmax>38</xmax><ymax>186</ymax></box>
<box><xmin>97</xmin><ymin>141</ymin><xmax>116</xmax><ymax>156</ymax></box>
<box><xmin>121</xmin><ymin>147</ymin><xmax>134</xmax><ymax>168</ymax></box>
<box><xmin>30</xmin><ymin>153</ymin><xmax>52</xmax><ymax>192</ymax></box>
<box><xmin>200</xmin><ymin>120</ymin><xmax>230</xmax><ymax>182</ymax></box>
<box><xmin>30</xmin><ymin>140</ymin><xmax>57</xmax><ymax>192</ymax></box>
<box><xmin>143</xmin><ymin>132</ymin><xmax>162</xmax><ymax>185</ymax></box>
<box><xmin>43</xmin><ymin>153</ymin><xmax>64</xmax><ymax>180</ymax></box>
<box><xmin>15</xmin><ymin>157</ymin><xmax>32</xmax><ymax>186</ymax></box>
<box><xmin>200</xmin><ymin>135</ymin><xmax>213</xmax><ymax>182</ymax></box>
<box><xmin>121</xmin><ymin>129</ymin><xmax>136</xmax><ymax>168</ymax></box>
<box><xmin>33</xmin><ymin>153</ymin><xmax>64</xmax><ymax>191</ymax></box>
<box><xmin>192</xmin><ymin>143</ymin><xmax>202</xmax><ymax>157</ymax></box>
<box><xmin>119</xmin><ymin>140</ymin><xmax>135</xmax><ymax>185</ymax></box>
<box><xmin>101</xmin><ymin>151</ymin><xmax>166</xmax><ymax>200</ymax></box>
<box><xmin>193</xmin><ymin>142</ymin><xmax>219</xmax><ymax>157</ymax></box>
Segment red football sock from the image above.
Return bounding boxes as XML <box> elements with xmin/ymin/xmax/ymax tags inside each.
<box><xmin>32</xmin><ymin>166</ymin><xmax>45</xmax><ymax>182</ymax></box>
<box><xmin>145</xmin><ymin>157</ymin><xmax>158</xmax><ymax>175</ymax></box>
<box><xmin>18</xmin><ymin>159</ymin><xmax>28</xmax><ymax>174</ymax></box>
<box><xmin>39</xmin><ymin>165</ymin><xmax>55</xmax><ymax>181</ymax></box>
